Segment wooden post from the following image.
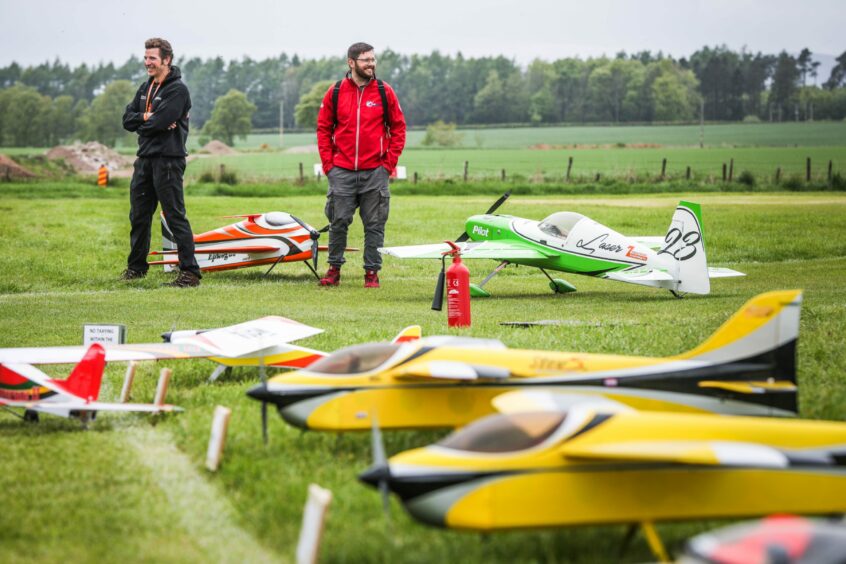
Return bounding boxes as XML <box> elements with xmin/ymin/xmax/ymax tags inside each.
<box><xmin>728</xmin><ymin>158</ymin><xmax>734</xmax><ymax>182</ymax></box>
<box><xmin>660</xmin><ymin>158</ymin><xmax>667</xmax><ymax>179</ymax></box>
<box><xmin>219</xmin><ymin>164</ymin><xmax>226</xmax><ymax>180</ymax></box>
<box><xmin>413</xmin><ymin>171</ymin><xmax>418</xmax><ymax>184</ymax></box>
<box><xmin>828</xmin><ymin>160</ymin><xmax>833</xmax><ymax>183</ymax></box>
<box><xmin>775</xmin><ymin>167</ymin><xmax>782</xmax><ymax>184</ymax></box>
<box><xmin>806</xmin><ymin>157</ymin><xmax>811</xmax><ymax>181</ymax></box>
<box><xmin>501</xmin><ymin>169</ymin><xmax>506</xmax><ymax>181</ymax></box>
<box><xmin>594</xmin><ymin>173</ymin><xmax>601</xmax><ymax>182</ymax></box>
<box><xmin>296</xmin><ymin>484</ymin><xmax>333</xmax><ymax>564</ymax></box>
<box><xmin>154</xmin><ymin>367</ymin><xmax>172</xmax><ymax>406</ymax></box>
<box><xmin>120</xmin><ymin>361</ymin><xmax>138</xmax><ymax>403</ymax></box>
<box><xmin>299</xmin><ymin>162</ymin><xmax>304</xmax><ymax>183</ymax></box>
<box><xmin>463</xmin><ymin>161</ymin><xmax>469</xmax><ymax>182</ymax></box>
<box><xmin>685</xmin><ymin>166</ymin><xmax>691</xmax><ymax>180</ymax></box>
<box><xmin>566</xmin><ymin>156</ymin><xmax>573</xmax><ymax>180</ymax></box>
<box><xmin>205</xmin><ymin>406</ymin><xmax>232</xmax><ymax>472</ymax></box>
<box><xmin>722</xmin><ymin>163</ymin><xmax>727</xmax><ymax>182</ymax></box>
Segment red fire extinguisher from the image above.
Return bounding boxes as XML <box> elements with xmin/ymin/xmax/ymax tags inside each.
<box><xmin>444</xmin><ymin>241</ymin><xmax>471</xmax><ymax>327</ymax></box>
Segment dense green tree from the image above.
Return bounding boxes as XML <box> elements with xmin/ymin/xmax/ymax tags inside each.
<box><xmin>294</xmin><ymin>80</ymin><xmax>334</xmax><ymax>128</ymax></box>
<box><xmin>824</xmin><ymin>51</ymin><xmax>846</xmax><ymax>90</ymax></box>
<box><xmin>50</xmin><ymin>95</ymin><xmax>77</xmax><ymax>144</ymax></box>
<box><xmin>78</xmin><ymin>80</ymin><xmax>135</xmax><ymax>146</ymax></box>
<box><xmin>0</xmin><ymin>84</ymin><xmax>52</xmax><ymax>146</ymax></box>
<box><xmin>200</xmin><ymin>89</ymin><xmax>256</xmax><ymax>146</ymax></box>
<box><xmin>769</xmin><ymin>51</ymin><xmax>800</xmax><ymax>121</ymax></box>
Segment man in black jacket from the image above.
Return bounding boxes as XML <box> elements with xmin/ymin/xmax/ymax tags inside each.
<box><xmin>121</xmin><ymin>37</ymin><xmax>201</xmax><ymax>287</ymax></box>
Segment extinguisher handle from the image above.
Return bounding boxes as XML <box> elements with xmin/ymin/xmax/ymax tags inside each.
<box><xmin>443</xmin><ymin>240</ymin><xmax>460</xmax><ymax>255</ymax></box>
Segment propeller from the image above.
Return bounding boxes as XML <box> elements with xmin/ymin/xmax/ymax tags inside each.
<box><xmin>290</xmin><ymin>215</ymin><xmax>321</xmax><ymax>272</ymax></box>
<box><xmin>455</xmin><ymin>190</ymin><xmax>511</xmax><ymax>243</ymax></box>
<box><xmin>361</xmin><ymin>413</ymin><xmax>392</xmax><ymax>524</ymax></box>
<box><xmin>259</xmin><ymin>357</ymin><xmax>268</xmax><ymax>446</ymax></box>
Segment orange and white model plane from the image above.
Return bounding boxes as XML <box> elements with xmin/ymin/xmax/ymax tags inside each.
<box><xmin>0</xmin><ymin>343</ymin><xmax>180</xmax><ymax>424</ymax></box>
<box><xmin>149</xmin><ymin>212</ymin><xmax>355</xmax><ymax>278</ymax></box>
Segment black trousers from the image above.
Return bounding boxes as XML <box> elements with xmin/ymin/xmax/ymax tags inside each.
<box><xmin>127</xmin><ymin>156</ymin><xmax>200</xmax><ymax>276</ymax></box>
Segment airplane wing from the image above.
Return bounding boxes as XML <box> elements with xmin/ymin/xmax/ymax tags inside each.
<box><xmin>380</xmin><ymin>241</ymin><xmax>551</xmax><ymax>260</ymax></box>
<box><xmin>151</xmin><ymin>245</ymin><xmax>281</xmax><ymax>255</ymax></box>
<box><xmin>395</xmin><ymin>361</ymin><xmax>521</xmax><ymax>381</ymax></box>
<box><xmin>0</xmin><ymin>399</ymin><xmax>182</xmax><ymax>413</ymax></box>
<box><xmin>0</xmin><ymin>316</ymin><xmax>323</xmax><ymax>366</ymax></box>
<box><xmin>1</xmin><ymin>362</ymin><xmax>73</xmax><ymax>396</ymax></box>
<box><xmin>560</xmin><ymin>439</ymin><xmax>793</xmax><ymax>468</ymax></box>
<box><xmin>707</xmin><ymin>267</ymin><xmax>746</xmax><ymax>278</ymax></box>
<box><xmin>491</xmin><ymin>390</ymin><xmax>634</xmax><ymax>414</ymax></box>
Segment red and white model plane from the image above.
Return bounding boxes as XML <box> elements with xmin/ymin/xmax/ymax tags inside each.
<box><xmin>149</xmin><ymin>212</ymin><xmax>355</xmax><ymax>278</ymax></box>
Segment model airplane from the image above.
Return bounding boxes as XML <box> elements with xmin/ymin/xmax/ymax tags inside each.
<box><xmin>0</xmin><ymin>343</ymin><xmax>180</xmax><ymax>424</ymax></box>
<box><xmin>247</xmin><ymin>290</ymin><xmax>801</xmax><ymax>432</ymax></box>
<box><xmin>0</xmin><ymin>316</ymin><xmax>326</xmax><ymax>384</ymax></box>
<box><xmin>380</xmin><ymin>195</ymin><xmax>744</xmax><ymax>298</ymax></box>
<box><xmin>359</xmin><ymin>401</ymin><xmax>846</xmax><ymax>561</ymax></box>
<box><xmin>149</xmin><ymin>212</ymin><xmax>355</xmax><ymax>278</ymax></box>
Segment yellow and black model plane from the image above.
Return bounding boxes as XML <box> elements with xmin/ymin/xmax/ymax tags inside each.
<box><xmin>359</xmin><ymin>399</ymin><xmax>846</xmax><ymax>561</ymax></box>
<box><xmin>247</xmin><ymin>290</ymin><xmax>802</xmax><ymax>431</ymax></box>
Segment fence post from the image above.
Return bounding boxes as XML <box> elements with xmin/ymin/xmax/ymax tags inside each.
<box><xmin>685</xmin><ymin>166</ymin><xmax>691</xmax><ymax>180</ymax></box>
<box><xmin>775</xmin><ymin>167</ymin><xmax>782</xmax><ymax>184</ymax></box>
<box><xmin>828</xmin><ymin>160</ymin><xmax>833</xmax><ymax>183</ymax></box>
<box><xmin>299</xmin><ymin>162</ymin><xmax>304</xmax><ymax>183</ymax></box>
<box><xmin>728</xmin><ymin>158</ymin><xmax>734</xmax><ymax>182</ymax></box>
<box><xmin>594</xmin><ymin>172</ymin><xmax>601</xmax><ymax>182</ymax></box>
<box><xmin>566</xmin><ymin>156</ymin><xmax>573</xmax><ymax>181</ymax></box>
<box><xmin>413</xmin><ymin>171</ymin><xmax>418</xmax><ymax>184</ymax></box>
<box><xmin>661</xmin><ymin>158</ymin><xmax>667</xmax><ymax>179</ymax></box>
<box><xmin>806</xmin><ymin>157</ymin><xmax>811</xmax><ymax>182</ymax></box>
<box><xmin>463</xmin><ymin>161</ymin><xmax>469</xmax><ymax>182</ymax></box>
<box><xmin>722</xmin><ymin>163</ymin><xmax>727</xmax><ymax>182</ymax></box>
<box><xmin>219</xmin><ymin>164</ymin><xmax>226</xmax><ymax>180</ymax></box>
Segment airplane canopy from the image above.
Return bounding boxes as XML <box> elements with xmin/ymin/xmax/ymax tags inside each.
<box><xmin>305</xmin><ymin>343</ymin><xmax>400</xmax><ymax>375</ymax></box>
<box><xmin>438</xmin><ymin>411</ymin><xmax>566</xmax><ymax>453</ymax></box>
<box><xmin>538</xmin><ymin>212</ymin><xmax>585</xmax><ymax>240</ymax></box>
<box><xmin>262</xmin><ymin>212</ymin><xmax>295</xmax><ymax>227</ymax></box>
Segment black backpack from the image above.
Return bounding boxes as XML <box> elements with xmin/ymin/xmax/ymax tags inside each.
<box><xmin>332</xmin><ymin>78</ymin><xmax>391</xmax><ymax>132</ymax></box>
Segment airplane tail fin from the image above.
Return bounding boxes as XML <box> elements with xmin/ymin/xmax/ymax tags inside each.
<box><xmin>660</xmin><ymin>201</ymin><xmax>710</xmax><ymax>295</ymax></box>
<box><xmin>676</xmin><ymin>290</ymin><xmax>802</xmax><ymax>384</ymax></box>
<box><xmin>58</xmin><ymin>344</ymin><xmax>107</xmax><ymax>402</ymax></box>
<box><xmin>392</xmin><ymin>325</ymin><xmax>422</xmax><ymax>344</ymax></box>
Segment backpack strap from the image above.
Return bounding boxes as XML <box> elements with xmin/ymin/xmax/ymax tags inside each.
<box><xmin>376</xmin><ymin>79</ymin><xmax>391</xmax><ymax>132</ymax></box>
<box><xmin>331</xmin><ymin>80</ymin><xmax>342</xmax><ymax>129</ymax></box>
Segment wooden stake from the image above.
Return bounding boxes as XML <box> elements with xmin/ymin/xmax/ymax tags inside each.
<box><xmin>722</xmin><ymin>163</ymin><xmax>727</xmax><ymax>182</ymax></box>
<box><xmin>154</xmin><ymin>367</ymin><xmax>172</xmax><ymax>406</ymax></box>
<box><xmin>729</xmin><ymin>158</ymin><xmax>734</xmax><ymax>182</ymax></box>
<box><xmin>120</xmin><ymin>361</ymin><xmax>138</xmax><ymax>403</ymax></box>
<box><xmin>299</xmin><ymin>162</ymin><xmax>304</xmax><ymax>183</ymax></box>
<box><xmin>685</xmin><ymin>166</ymin><xmax>691</xmax><ymax>180</ymax></box>
<box><xmin>501</xmin><ymin>169</ymin><xmax>506</xmax><ymax>181</ymax></box>
<box><xmin>205</xmin><ymin>405</ymin><xmax>232</xmax><ymax>472</ymax></box>
<box><xmin>594</xmin><ymin>173</ymin><xmax>601</xmax><ymax>182</ymax></box>
<box><xmin>413</xmin><ymin>171</ymin><xmax>418</xmax><ymax>184</ymax></box>
<box><xmin>806</xmin><ymin>157</ymin><xmax>811</xmax><ymax>181</ymax></box>
<box><xmin>776</xmin><ymin>167</ymin><xmax>782</xmax><ymax>184</ymax></box>
<box><xmin>828</xmin><ymin>160</ymin><xmax>833</xmax><ymax>183</ymax></box>
<box><xmin>296</xmin><ymin>484</ymin><xmax>333</xmax><ymax>564</ymax></box>
<box><xmin>566</xmin><ymin>156</ymin><xmax>573</xmax><ymax>180</ymax></box>
<box><xmin>463</xmin><ymin>161</ymin><xmax>469</xmax><ymax>182</ymax></box>
<box><xmin>660</xmin><ymin>158</ymin><xmax>667</xmax><ymax>179</ymax></box>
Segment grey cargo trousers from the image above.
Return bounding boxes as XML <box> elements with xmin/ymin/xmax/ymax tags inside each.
<box><xmin>324</xmin><ymin>166</ymin><xmax>390</xmax><ymax>271</ymax></box>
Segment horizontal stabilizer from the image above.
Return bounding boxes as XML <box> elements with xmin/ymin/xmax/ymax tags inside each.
<box><xmin>698</xmin><ymin>380</ymin><xmax>797</xmax><ymax>394</ymax></box>
<box><xmin>707</xmin><ymin>267</ymin><xmax>746</xmax><ymax>278</ymax></box>
<box><xmin>392</xmin><ymin>326</ymin><xmax>422</xmax><ymax>344</ymax></box>
<box><xmin>1</xmin><ymin>400</ymin><xmax>183</xmax><ymax>413</ymax></box>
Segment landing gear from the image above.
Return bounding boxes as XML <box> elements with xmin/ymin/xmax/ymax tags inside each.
<box><xmin>23</xmin><ymin>409</ymin><xmax>39</xmax><ymax>423</ymax></box>
<box><xmin>670</xmin><ymin>290</ymin><xmax>686</xmax><ymax>299</ymax></box>
<box><xmin>470</xmin><ymin>261</ymin><xmax>510</xmax><ymax>298</ymax></box>
<box><xmin>540</xmin><ymin>269</ymin><xmax>577</xmax><ymax>294</ymax></box>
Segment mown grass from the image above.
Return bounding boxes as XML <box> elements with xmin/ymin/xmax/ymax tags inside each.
<box><xmin>1</xmin><ymin>192</ymin><xmax>845</xmax><ymax>562</ymax></box>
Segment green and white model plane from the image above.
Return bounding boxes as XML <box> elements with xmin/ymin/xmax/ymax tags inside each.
<box><xmin>380</xmin><ymin>195</ymin><xmax>744</xmax><ymax>298</ymax></box>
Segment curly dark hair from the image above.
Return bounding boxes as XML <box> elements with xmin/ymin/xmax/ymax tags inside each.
<box><xmin>145</xmin><ymin>38</ymin><xmax>174</xmax><ymax>64</ymax></box>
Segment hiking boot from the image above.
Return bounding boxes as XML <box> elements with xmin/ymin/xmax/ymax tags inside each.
<box><xmin>120</xmin><ymin>268</ymin><xmax>146</xmax><ymax>281</ymax></box>
<box><xmin>364</xmin><ymin>270</ymin><xmax>380</xmax><ymax>288</ymax></box>
<box><xmin>167</xmin><ymin>270</ymin><xmax>200</xmax><ymax>288</ymax></box>
<box><xmin>319</xmin><ymin>266</ymin><xmax>341</xmax><ymax>286</ymax></box>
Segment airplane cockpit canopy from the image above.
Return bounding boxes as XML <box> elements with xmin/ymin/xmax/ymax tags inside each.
<box><xmin>305</xmin><ymin>343</ymin><xmax>401</xmax><ymax>375</ymax></box>
<box><xmin>537</xmin><ymin>212</ymin><xmax>585</xmax><ymax>240</ymax></box>
<box><xmin>437</xmin><ymin>412</ymin><xmax>566</xmax><ymax>453</ymax></box>
<box><xmin>262</xmin><ymin>212</ymin><xmax>295</xmax><ymax>227</ymax></box>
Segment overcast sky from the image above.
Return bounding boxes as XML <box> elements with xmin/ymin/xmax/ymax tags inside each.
<box><xmin>1</xmin><ymin>0</ymin><xmax>843</xmax><ymax>68</ymax></box>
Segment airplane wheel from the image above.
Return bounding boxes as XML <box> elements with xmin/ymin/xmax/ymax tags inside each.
<box><xmin>23</xmin><ymin>410</ymin><xmax>40</xmax><ymax>423</ymax></box>
<box><xmin>670</xmin><ymin>290</ymin><xmax>686</xmax><ymax>299</ymax></box>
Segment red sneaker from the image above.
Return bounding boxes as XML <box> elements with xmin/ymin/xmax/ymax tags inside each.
<box><xmin>319</xmin><ymin>266</ymin><xmax>341</xmax><ymax>286</ymax></box>
<box><xmin>364</xmin><ymin>270</ymin><xmax>380</xmax><ymax>288</ymax></box>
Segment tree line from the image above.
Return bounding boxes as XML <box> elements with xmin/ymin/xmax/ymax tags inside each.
<box><xmin>0</xmin><ymin>46</ymin><xmax>845</xmax><ymax>147</ymax></box>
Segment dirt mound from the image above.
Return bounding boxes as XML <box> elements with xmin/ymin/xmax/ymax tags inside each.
<box><xmin>285</xmin><ymin>144</ymin><xmax>319</xmax><ymax>154</ymax></box>
<box><xmin>201</xmin><ymin>140</ymin><xmax>238</xmax><ymax>155</ymax></box>
<box><xmin>46</xmin><ymin>142</ymin><xmax>133</xmax><ymax>173</ymax></box>
<box><xmin>0</xmin><ymin>154</ymin><xmax>37</xmax><ymax>179</ymax></box>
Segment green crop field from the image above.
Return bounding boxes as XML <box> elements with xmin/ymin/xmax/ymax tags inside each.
<box><xmin>1</xmin><ymin>190</ymin><xmax>845</xmax><ymax>562</ymax></box>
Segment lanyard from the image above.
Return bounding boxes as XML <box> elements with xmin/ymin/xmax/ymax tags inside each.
<box><xmin>145</xmin><ymin>80</ymin><xmax>163</xmax><ymax>115</ymax></box>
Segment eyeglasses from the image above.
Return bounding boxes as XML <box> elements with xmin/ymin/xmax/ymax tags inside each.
<box><xmin>355</xmin><ymin>57</ymin><xmax>377</xmax><ymax>64</ymax></box>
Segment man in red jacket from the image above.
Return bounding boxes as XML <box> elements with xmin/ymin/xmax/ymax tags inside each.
<box><xmin>316</xmin><ymin>42</ymin><xmax>406</xmax><ymax>288</ymax></box>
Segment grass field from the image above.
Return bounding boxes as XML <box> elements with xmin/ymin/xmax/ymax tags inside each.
<box><xmin>1</xmin><ymin>190</ymin><xmax>845</xmax><ymax>562</ymax></box>
<box><xmin>224</xmin><ymin>121</ymin><xmax>846</xmax><ymax>151</ymax></box>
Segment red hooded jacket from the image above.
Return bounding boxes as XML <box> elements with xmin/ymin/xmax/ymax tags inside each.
<box><xmin>316</xmin><ymin>76</ymin><xmax>406</xmax><ymax>175</ymax></box>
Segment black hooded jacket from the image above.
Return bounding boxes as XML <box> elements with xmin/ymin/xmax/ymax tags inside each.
<box><xmin>122</xmin><ymin>66</ymin><xmax>191</xmax><ymax>158</ymax></box>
